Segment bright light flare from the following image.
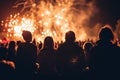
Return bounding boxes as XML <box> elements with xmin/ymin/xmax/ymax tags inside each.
<box><xmin>1</xmin><ymin>0</ymin><xmax>97</xmax><ymax>42</ymax></box>
<box><xmin>2</xmin><ymin>14</ymin><xmax>36</xmax><ymax>40</ymax></box>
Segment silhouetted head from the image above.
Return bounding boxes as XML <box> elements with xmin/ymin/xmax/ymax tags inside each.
<box><xmin>22</xmin><ymin>30</ymin><xmax>32</xmax><ymax>42</ymax></box>
<box><xmin>83</xmin><ymin>42</ymin><xmax>93</xmax><ymax>52</ymax></box>
<box><xmin>99</xmin><ymin>27</ymin><xmax>114</xmax><ymax>42</ymax></box>
<box><xmin>38</xmin><ymin>42</ymin><xmax>42</xmax><ymax>50</ymax></box>
<box><xmin>65</xmin><ymin>31</ymin><xmax>75</xmax><ymax>42</ymax></box>
<box><xmin>8</xmin><ymin>41</ymin><xmax>15</xmax><ymax>48</ymax></box>
<box><xmin>44</xmin><ymin>36</ymin><xmax>54</xmax><ymax>49</ymax></box>
<box><xmin>0</xmin><ymin>47</ymin><xmax>7</xmax><ymax>60</ymax></box>
<box><xmin>16</xmin><ymin>40</ymin><xmax>21</xmax><ymax>46</ymax></box>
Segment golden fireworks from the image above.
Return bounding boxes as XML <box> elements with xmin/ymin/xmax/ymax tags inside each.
<box><xmin>1</xmin><ymin>0</ymin><xmax>97</xmax><ymax>42</ymax></box>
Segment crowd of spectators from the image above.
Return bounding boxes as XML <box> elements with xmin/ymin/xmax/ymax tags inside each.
<box><xmin>0</xmin><ymin>26</ymin><xmax>120</xmax><ymax>80</ymax></box>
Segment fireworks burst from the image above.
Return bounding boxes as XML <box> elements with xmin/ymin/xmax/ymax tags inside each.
<box><xmin>1</xmin><ymin>0</ymin><xmax>98</xmax><ymax>42</ymax></box>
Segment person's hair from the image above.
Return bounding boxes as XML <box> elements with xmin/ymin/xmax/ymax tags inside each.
<box><xmin>65</xmin><ymin>31</ymin><xmax>75</xmax><ymax>42</ymax></box>
<box><xmin>83</xmin><ymin>42</ymin><xmax>93</xmax><ymax>52</ymax></box>
<box><xmin>99</xmin><ymin>26</ymin><xmax>114</xmax><ymax>41</ymax></box>
<box><xmin>44</xmin><ymin>36</ymin><xmax>54</xmax><ymax>49</ymax></box>
<box><xmin>22</xmin><ymin>30</ymin><xmax>32</xmax><ymax>42</ymax></box>
<box><xmin>8</xmin><ymin>41</ymin><xmax>15</xmax><ymax>48</ymax></box>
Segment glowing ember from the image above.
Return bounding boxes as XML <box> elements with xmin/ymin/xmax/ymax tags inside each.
<box><xmin>1</xmin><ymin>0</ymin><xmax>98</xmax><ymax>42</ymax></box>
<box><xmin>2</xmin><ymin>13</ymin><xmax>36</xmax><ymax>40</ymax></box>
<box><xmin>13</xmin><ymin>18</ymin><xmax>36</xmax><ymax>37</ymax></box>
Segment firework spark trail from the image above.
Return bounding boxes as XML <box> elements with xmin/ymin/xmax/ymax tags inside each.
<box><xmin>2</xmin><ymin>0</ymin><xmax>99</xmax><ymax>42</ymax></box>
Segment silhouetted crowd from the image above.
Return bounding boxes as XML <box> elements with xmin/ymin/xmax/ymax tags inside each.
<box><xmin>0</xmin><ymin>26</ymin><xmax>120</xmax><ymax>80</ymax></box>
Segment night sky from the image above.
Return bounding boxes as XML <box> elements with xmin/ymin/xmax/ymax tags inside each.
<box><xmin>0</xmin><ymin>0</ymin><xmax>120</xmax><ymax>29</ymax></box>
<box><xmin>95</xmin><ymin>0</ymin><xmax>120</xmax><ymax>29</ymax></box>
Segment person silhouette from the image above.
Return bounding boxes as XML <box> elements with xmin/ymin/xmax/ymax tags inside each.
<box><xmin>15</xmin><ymin>30</ymin><xmax>37</xmax><ymax>80</ymax></box>
<box><xmin>89</xmin><ymin>26</ymin><xmax>120</xmax><ymax>80</ymax></box>
<box><xmin>83</xmin><ymin>42</ymin><xmax>93</xmax><ymax>63</ymax></box>
<box><xmin>37</xmin><ymin>36</ymin><xmax>57</xmax><ymax>80</ymax></box>
<box><xmin>56</xmin><ymin>31</ymin><xmax>86</xmax><ymax>80</ymax></box>
<box><xmin>7</xmin><ymin>41</ymin><xmax>16</xmax><ymax>62</ymax></box>
<box><xmin>0</xmin><ymin>42</ymin><xmax>15</xmax><ymax>80</ymax></box>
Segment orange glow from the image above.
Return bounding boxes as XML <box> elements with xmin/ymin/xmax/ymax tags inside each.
<box><xmin>1</xmin><ymin>0</ymin><xmax>97</xmax><ymax>42</ymax></box>
<box><xmin>78</xmin><ymin>30</ymin><xmax>87</xmax><ymax>41</ymax></box>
